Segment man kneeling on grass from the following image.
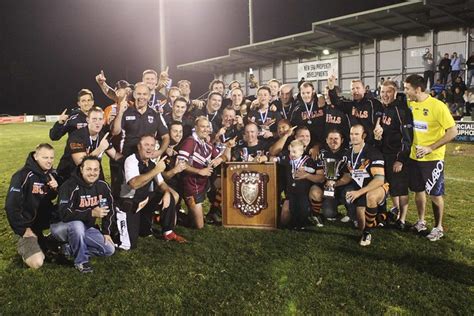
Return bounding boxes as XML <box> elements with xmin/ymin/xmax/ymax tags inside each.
<box><xmin>51</xmin><ymin>156</ymin><xmax>115</xmax><ymax>273</ymax></box>
<box><xmin>343</xmin><ymin>125</ymin><xmax>392</xmax><ymax>246</ymax></box>
<box><xmin>117</xmin><ymin>134</ymin><xmax>187</xmax><ymax>249</ymax></box>
<box><xmin>6</xmin><ymin>143</ymin><xmax>59</xmax><ymax>269</ymax></box>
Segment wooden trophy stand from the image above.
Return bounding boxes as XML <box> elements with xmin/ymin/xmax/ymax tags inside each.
<box><xmin>221</xmin><ymin>162</ymin><xmax>277</xmax><ymax>229</ymax></box>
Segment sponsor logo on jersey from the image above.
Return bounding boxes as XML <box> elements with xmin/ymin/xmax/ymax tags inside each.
<box><xmin>31</xmin><ymin>182</ymin><xmax>46</xmax><ymax>194</ymax></box>
<box><xmin>352</xmin><ymin>108</ymin><xmax>369</xmax><ymax>119</ymax></box>
<box><xmin>79</xmin><ymin>194</ymin><xmax>103</xmax><ymax>208</ymax></box>
<box><xmin>382</xmin><ymin>115</ymin><xmax>392</xmax><ymax>126</ymax></box>
<box><xmin>10</xmin><ymin>187</ymin><xmax>21</xmax><ymax>193</ymax></box>
<box><xmin>326</xmin><ymin>114</ymin><xmax>341</xmax><ymax>124</ymax></box>
<box><xmin>125</xmin><ymin>116</ymin><xmax>136</xmax><ymax>121</ymax></box>
<box><xmin>413</xmin><ymin>120</ymin><xmax>428</xmax><ymax>132</ymax></box>
<box><xmin>70</xmin><ymin>142</ymin><xmax>84</xmax><ymax>150</ymax></box>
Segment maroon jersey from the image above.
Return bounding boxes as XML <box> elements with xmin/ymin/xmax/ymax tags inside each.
<box><xmin>177</xmin><ymin>133</ymin><xmax>220</xmax><ymax>197</ymax></box>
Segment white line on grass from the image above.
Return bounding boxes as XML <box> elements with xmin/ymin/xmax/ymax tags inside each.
<box><xmin>445</xmin><ymin>176</ymin><xmax>474</xmax><ymax>183</ymax></box>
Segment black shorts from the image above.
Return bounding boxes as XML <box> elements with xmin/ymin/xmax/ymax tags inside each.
<box><xmin>408</xmin><ymin>159</ymin><xmax>445</xmax><ymax>196</ymax></box>
<box><xmin>384</xmin><ymin>154</ymin><xmax>409</xmax><ymax>196</ymax></box>
<box><xmin>353</xmin><ymin>183</ymin><xmax>389</xmax><ymax>208</ymax></box>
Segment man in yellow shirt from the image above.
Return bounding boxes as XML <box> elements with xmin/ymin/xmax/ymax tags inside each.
<box><xmin>404</xmin><ymin>74</ymin><xmax>457</xmax><ymax>241</ymax></box>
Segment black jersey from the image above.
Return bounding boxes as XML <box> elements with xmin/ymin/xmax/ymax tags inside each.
<box><xmin>346</xmin><ymin>144</ymin><xmax>385</xmax><ymax>189</ymax></box>
<box><xmin>57</xmin><ymin>127</ymin><xmax>110</xmax><ymax>181</ymax></box>
<box><xmin>49</xmin><ymin>108</ymin><xmax>88</xmax><ymax>141</ymax></box>
<box><xmin>323</xmin><ymin>105</ymin><xmax>351</xmax><ymax>146</ymax></box>
<box><xmin>328</xmin><ymin>89</ymin><xmax>384</xmax><ymax>143</ymax></box>
<box><xmin>148</xmin><ymin>91</ymin><xmax>167</xmax><ymax>111</ymax></box>
<box><xmin>290</xmin><ymin>99</ymin><xmax>326</xmax><ymax>143</ymax></box>
<box><xmin>317</xmin><ymin>146</ymin><xmax>350</xmax><ymax>180</ymax></box>
<box><xmin>279</xmin><ymin>155</ymin><xmax>319</xmax><ymax>194</ymax></box>
<box><xmin>277</xmin><ymin>100</ymin><xmax>296</xmax><ymax>121</ymax></box>
<box><xmin>247</xmin><ymin>108</ymin><xmax>282</xmax><ymax>136</ymax></box>
<box><xmin>119</xmin><ymin>106</ymin><xmax>168</xmax><ymax>156</ymax></box>
<box><xmin>378</xmin><ymin>100</ymin><xmax>413</xmax><ymax>163</ymax></box>
<box><xmin>162</xmin><ymin>113</ymin><xmax>194</xmax><ymax>140</ymax></box>
<box><xmin>232</xmin><ymin>140</ymin><xmax>270</xmax><ymax>162</ymax></box>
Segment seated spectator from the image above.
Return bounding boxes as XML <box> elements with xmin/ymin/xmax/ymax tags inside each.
<box><xmin>465</xmin><ymin>89</ymin><xmax>474</xmax><ymax>116</ymax></box>
<box><xmin>451</xmin><ymin>76</ymin><xmax>467</xmax><ymax>95</ymax></box>
<box><xmin>431</xmin><ymin>79</ymin><xmax>445</xmax><ymax>95</ymax></box>
<box><xmin>430</xmin><ymin>90</ymin><xmax>437</xmax><ymax>98</ymax></box>
<box><xmin>6</xmin><ymin>144</ymin><xmax>59</xmax><ymax>269</ymax></box>
<box><xmin>450</xmin><ymin>87</ymin><xmax>465</xmax><ymax>119</ymax></box>
<box><xmin>438</xmin><ymin>89</ymin><xmax>449</xmax><ymax>104</ymax></box>
<box><xmin>51</xmin><ymin>156</ymin><xmax>115</xmax><ymax>273</ymax></box>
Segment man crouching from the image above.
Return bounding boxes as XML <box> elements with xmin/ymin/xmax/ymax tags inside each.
<box><xmin>51</xmin><ymin>156</ymin><xmax>115</xmax><ymax>273</ymax></box>
<box><xmin>6</xmin><ymin>143</ymin><xmax>59</xmax><ymax>269</ymax></box>
<box><xmin>118</xmin><ymin>134</ymin><xmax>186</xmax><ymax>249</ymax></box>
<box><xmin>344</xmin><ymin>125</ymin><xmax>389</xmax><ymax>246</ymax></box>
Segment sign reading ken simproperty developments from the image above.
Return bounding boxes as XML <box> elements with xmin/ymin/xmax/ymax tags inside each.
<box><xmin>297</xmin><ymin>59</ymin><xmax>338</xmax><ymax>81</ymax></box>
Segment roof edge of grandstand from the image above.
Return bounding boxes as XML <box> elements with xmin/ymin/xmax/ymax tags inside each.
<box><xmin>178</xmin><ymin>0</ymin><xmax>473</xmax><ymax>74</ymax></box>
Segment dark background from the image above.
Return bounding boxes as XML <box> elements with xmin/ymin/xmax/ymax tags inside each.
<box><xmin>0</xmin><ymin>0</ymin><xmax>402</xmax><ymax>115</ymax></box>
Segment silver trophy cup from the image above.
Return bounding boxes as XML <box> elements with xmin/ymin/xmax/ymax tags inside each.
<box><xmin>322</xmin><ymin>158</ymin><xmax>344</xmax><ymax>198</ymax></box>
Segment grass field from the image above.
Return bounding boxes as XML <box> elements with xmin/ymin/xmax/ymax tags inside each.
<box><xmin>0</xmin><ymin>122</ymin><xmax>473</xmax><ymax>315</ymax></box>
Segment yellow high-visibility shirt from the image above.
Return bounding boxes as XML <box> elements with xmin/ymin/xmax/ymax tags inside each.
<box><xmin>408</xmin><ymin>96</ymin><xmax>455</xmax><ymax>161</ymax></box>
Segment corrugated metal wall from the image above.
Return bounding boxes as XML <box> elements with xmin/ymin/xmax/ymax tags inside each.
<box><xmin>218</xmin><ymin>28</ymin><xmax>472</xmax><ymax>94</ymax></box>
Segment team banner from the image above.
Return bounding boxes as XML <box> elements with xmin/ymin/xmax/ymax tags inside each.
<box><xmin>454</xmin><ymin>121</ymin><xmax>474</xmax><ymax>142</ymax></box>
<box><xmin>297</xmin><ymin>59</ymin><xmax>338</xmax><ymax>81</ymax></box>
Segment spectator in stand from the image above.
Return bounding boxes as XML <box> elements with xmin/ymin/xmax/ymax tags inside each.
<box><xmin>430</xmin><ymin>90</ymin><xmax>437</xmax><ymax>98</ymax></box>
<box><xmin>467</xmin><ymin>53</ymin><xmax>474</xmax><ymax>88</ymax></box>
<box><xmin>422</xmin><ymin>48</ymin><xmax>435</xmax><ymax>89</ymax></box>
<box><xmin>451</xmin><ymin>76</ymin><xmax>467</xmax><ymax>95</ymax></box>
<box><xmin>431</xmin><ymin>79</ymin><xmax>445</xmax><ymax>95</ymax></box>
<box><xmin>450</xmin><ymin>87</ymin><xmax>465</xmax><ymax>119</ymax></box>
<box><xmin>438</xmin><ymin>89</ymin><xmax>449</xmax><ymax>104</ymax></box>
<box><xmin>438</xmin><ymin>53</ymin><xmax>451</xmax><ymax>85</ymax></box>
<box><xmin>365</xmin><ymin>85</ymin><xmax>375</xmax><ymax>99</ymax></box>
<box><xmin>450</xmin><ymin>52</ymin><xmax>461</xmax><ymax>83</ymax></box>
<box><xmin>465</xmin><ymin>89</ymin><xmax>474</xmax><ymax>116</ymax></box>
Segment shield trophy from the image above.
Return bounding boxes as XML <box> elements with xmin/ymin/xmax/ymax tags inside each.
<box><xmin>322</xmin><ymin>158</ymin><xmax>343</xmax><ymax>198</ymax></box>
<box><xmin>241</xmin><ymin>181</ymin><xmax>258</xmax><ymax>205</ymax></box>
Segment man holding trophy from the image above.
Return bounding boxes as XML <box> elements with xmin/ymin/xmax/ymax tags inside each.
<box><xmin>309</xmin><ymin>129</ymin><xmax>353</xmax><ymax>226</ymax></box>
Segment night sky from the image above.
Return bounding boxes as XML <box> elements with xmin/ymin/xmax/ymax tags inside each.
<box><xmin>1</xmin><ymin>0</ymin><xmax>402</xmax><ymax>115</ymax></box>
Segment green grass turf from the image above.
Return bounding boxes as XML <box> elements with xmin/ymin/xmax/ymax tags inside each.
<box><xmin>0</xmin><ymin>122</ymin><xmax>473</xmax><ymax>314</ymax></box>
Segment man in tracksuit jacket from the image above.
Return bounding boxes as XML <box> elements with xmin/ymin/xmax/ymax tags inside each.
<box><xmin>51</xmin><ymin>156</ymin><xmax>115</xmax><ymax>273</ymax></box>
<box><xmin>374</xmin><ymin>80</ymin><xmax>414</xmax><ymax>230</ymax></box>
<box><xmin>5</xmin><ymin>143</ymin><xmax>59</xmax><ymax>269</ymax></box>
<box><xmin>327</xmin><ymin>75</ymin><xmax>384</xmax><ymax>145</ymax></box>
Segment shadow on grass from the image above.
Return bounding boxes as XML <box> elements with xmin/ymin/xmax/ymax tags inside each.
<box><xmin>333</xmin><ymin>241</ymin><xmax>474</xmax><ymax>286</ymax></box>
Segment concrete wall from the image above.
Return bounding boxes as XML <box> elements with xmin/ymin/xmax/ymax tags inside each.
<box><xmin>216</xmin><ymin>27</ymin><xmax>472</xmax><ymax>94</ymax></box>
